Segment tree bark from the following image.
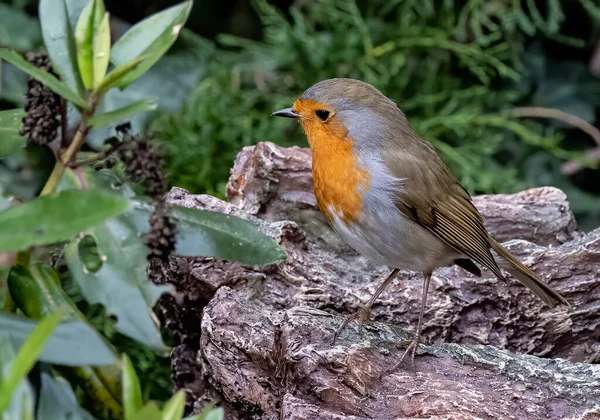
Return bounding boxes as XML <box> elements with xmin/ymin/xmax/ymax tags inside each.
<box><xmin>161</xmin><ymin>142</ymin><xmax>600</xmax><ymax>419</ymax></box>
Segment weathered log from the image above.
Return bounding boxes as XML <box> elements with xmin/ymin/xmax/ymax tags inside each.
<box><xmin>200</xmin><ymin>287</ymin><xmax>600</xmax><ymax>420</ymax></box>
<box><xmin>161</xmin><ymin>142</ymin><xmax>600</xmax><ymax>418</ymax></box>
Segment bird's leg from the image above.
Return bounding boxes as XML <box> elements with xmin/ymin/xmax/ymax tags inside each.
<box><xmin>388</xmin><ymin>272</ymin><xmax>431</xmax><ymax>372</ymax></box>
<box><xmin>332</xmin><ymin>268</ymin><xmax>400</xmax><ymax>344</ymax></box>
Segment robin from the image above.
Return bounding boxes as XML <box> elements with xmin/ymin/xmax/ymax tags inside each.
<box><xmin>272</xmin><ymin>78</ymin><xmax>569</xmax><ymax>369</ymax></box>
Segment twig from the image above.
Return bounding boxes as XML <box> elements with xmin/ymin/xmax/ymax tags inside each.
<box><xmin>68</xmin><ymin>152</ymin><xmax>108</xmax><ymax>169</ymax></box>
<box><xmin>508</xmin><ymin>106</ymin><xmax>600</xmax><ymax>176</ymax></box>
<box><xmin>561</xmin><ymin>146</ymin><xmax>600</xmax><ymax>176</ymax></box>
<box><xmin>39</xmin><ymin>117</ymin><xmax>90</xmax><ymax>196</ymax></box>
<box><xmin>60</xmin><ymin>97</ymin><xmax>68</xmax><ymax>148</ymax></box>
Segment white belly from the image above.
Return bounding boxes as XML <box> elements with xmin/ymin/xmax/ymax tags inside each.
<box><xmin>328</xmin><ymin>200</ymin><xmax>458</xmax><ymax>273</ymax></box>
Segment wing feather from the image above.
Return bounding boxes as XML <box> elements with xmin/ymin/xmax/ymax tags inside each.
<box><xmin>385</xmin><ymin>145</ymin><xmax>503</xmax><ymax>279</ymax></box>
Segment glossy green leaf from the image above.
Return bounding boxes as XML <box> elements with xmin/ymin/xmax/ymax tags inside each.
<box><xmin>131</xmin><ymin>402</ymin><xmax>162</xmax><ymax>420</ymax></box>
<box><xmin>172</xmin><ymin>206</ymin><xmax>287</xmax><ymax>265</ymax></box>
<box><xmin>0</xmin><ymin>311</ymin><xmax>61</xmax><ymax>414</ymax></box>
<box><xmin>0</xmin><ymin>335</ymin><xmax>35</xmax><ymax>420</ymax></box>
<box><xmin>93</xmin><ymin>12</ymin><xmax>111</xmax><ymax>88</ymax></box>
<box><xmin>75</xmin><ymin>0</ymin><xmax>106</xmax><ymax>88</ymax></box>
<box><xmin>109</xmin><ymin>0</ymin><xmax>193</xmax><ymax>88</ymax></box>
<box><xmin>95</xmin><ymin>54</ymin><xmax>149</xmax><ymax>93</ymax></box>
<box><xmin>39</xmin><ymin>0</ymin><xmax>85</xmax><ymax>98</ymax></box>
<box><xmin>1</xmin><ymin>61</ymin><xmax>29</xmax><ymax>106</ymax></box>
<box><xmin>122</xmin><ymin>354</ymin><xmax>143</xmax><ymax>420</ymax></box>
<box><xmin>36</xmin><ymin>372</ymin><xmax>95</xmax><ymax>420</ymax></box>
<box><xmin>8</xmin><ymin>264</ymin><xmax>82</xmax><ymax>319</ymax></box>
<box><xmin>7</xmin><ymin>263</ymin><xmax>119</xmax><ymax>369</ymax></box>
<box><xmin>65</xmin><ymin>213</ymin><xmax>171</xmax><ymax>350</ymax></box>
<box><xmin>0</xmin><ymin>312</ymin><xmax>116</xmax><ymax>366</ymax></box>
<box><xmin>0</xmin><ymin>109</ymin><xmax>26</xmax><ymax>158</ymax></box>
<box><xmin>89</xmin><ymin>97</ymin><xmax>158</xmax><ymax>128</ymax></box>
<box><xmin>184</xmin><ymin>405</ymin><xmax>224</xmax><ymax>420</ymax></box>
<box><xmin>127</xmin><ymin>200</ymin><xmax>286</xmax><ymax>265</ymax></box>
<box><xmin>0</xmin><ymin>49</ymin><xmax>87</xmax><ymax>108</ymax></box>
<box><xmin>162</xmin><ymin>391</ymin><xmax>185</xmax><ymax>420</ymax></box>
<box><xmin>0</xmin><ymin>189</ymin><xmax>130</xmax><ymax>252</ymax></box>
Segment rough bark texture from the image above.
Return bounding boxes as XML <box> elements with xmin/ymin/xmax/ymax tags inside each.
<box><xmin>162</xmin><ymin>142</ymin><xmax>600</xmax><ymax>419</ymax></box>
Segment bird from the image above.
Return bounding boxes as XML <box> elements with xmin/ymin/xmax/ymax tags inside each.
<box><xmin>271</xmin><ymin>78</ymin><xmax>569</xmax><ymax>370</ymax></box>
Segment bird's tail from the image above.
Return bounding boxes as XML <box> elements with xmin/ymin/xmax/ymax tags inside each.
<box><xmin>489</xmin><ymin>237</ymin><xmax>569</xmax><ymax>308</ymax></box>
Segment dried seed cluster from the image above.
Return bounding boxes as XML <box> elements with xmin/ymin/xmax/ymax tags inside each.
<box><xmin>20</xmin><ymin>53</ymin><xmax>61</xmax><ymax>146</ymax></box>
<box><xmin>98</xmin><ymin>131</ymin><xmax>166</xmax><ymax>199</ymax></box>
<box><xmin>145</xmin><ymin>200</ymin><xmax>177</xmax><ymax>261</ymax></box>
<box><xmin>117</xmin><ymin>138</ymin><xmax>166</xmax><ymax>198</ymax></box>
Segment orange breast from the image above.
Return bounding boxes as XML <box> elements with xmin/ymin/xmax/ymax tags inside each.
<box><xmin>302</xmin><ymin>119</ymin><xmax>370</xmax><ymax>223</ymax></box>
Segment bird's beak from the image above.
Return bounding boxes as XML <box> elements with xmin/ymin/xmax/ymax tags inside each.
<box><xmin>271</xmin><ymin>108</ymin><xmax>300</xmax><ymax>119</ymax></box>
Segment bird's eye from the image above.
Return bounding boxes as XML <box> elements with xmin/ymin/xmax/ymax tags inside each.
<box><xmin>316</xmin><ymin>110</ymin><xmax>330</xmax><ymax>121</ymax></box>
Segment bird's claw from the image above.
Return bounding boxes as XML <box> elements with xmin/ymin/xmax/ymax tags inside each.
<box><xmin>331</xmin><ymin>306</ymin><xmax>372</xmax><ymax>345</ymax></box>
<box><xmin>379</xmin><ymin>336</ymin><xmax>426</xmax><ymax>376</ymax></box>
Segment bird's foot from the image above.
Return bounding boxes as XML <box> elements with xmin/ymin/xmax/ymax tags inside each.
<box><xmin>331</xmin><ymin>306</ymin><xmax>373</xmax><ymax>345</ymax></box>
<box><xmin>382</xmin><ymin>336</ymin><xmax>426</xmax><ymax>375</ymax></box>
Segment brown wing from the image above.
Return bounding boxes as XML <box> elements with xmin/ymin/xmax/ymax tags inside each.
<box><xmin>383</xmin><ymin>142</ymin><xmax>504</xmax><ymax>279</ymax></box>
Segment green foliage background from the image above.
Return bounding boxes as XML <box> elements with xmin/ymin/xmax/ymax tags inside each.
<box><xmin>150</xmin><ymin>0</ymin><xmax>600</xmax><ymax>229</ymax></box>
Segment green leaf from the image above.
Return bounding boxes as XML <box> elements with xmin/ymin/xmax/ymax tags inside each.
<box><xmin>95</xmin><ymin>54</ymin><xmax>149</xmax><ymax>93</ymax></box>
<box><xmin>1</xmin><ymin>61</ymin><xmax>29</xmax><ymax>106</ymax></box>
<box><xmin>127</xmin><ymin>200</ymin><xmax>286</xmax><ymax>265</ymax></box>
<box><xmin>132</xmin><ymin>402</ymin><xmax>162</xmax><ymax>420</ymax></box>
<box><xmin>0</xmin><ymin>109</ymin><xmax>26</xmax><ymax>158</ymax></box>
<box><xmin>203</xmin><ymin>408</ymin><xmax>225</xmax><ymax>420</ymax></box>
<box><xmin>184</xmin><ymin>405</ymin><xmax>223</xmax><ymax>420</ymax></box>
<box><xmin>109</xmin><ymin>0</ymin><xmax>193</xmax><ymax>88</ymax></box>
<box><xmin>0</xmin><ymin>335</ymin><xmax>35</xmax><ymax>420</ymax></box>
<box><xmin>161</xmin><ymin>391</ymin><xmax>185</xmax><ymax>420</ymax></box>
<box><xmin>8</xmin><ymin>263</ymin><xmax>83</xmax><ymax>319</ymax></box>
<box><xmin>39</xmin><ymin>0</ymin><xmax>85</xmax><ymax>99</ymax></box>
<box><xmin>171</xmin><ymin>206</ymin><xmax>287</xmax><ymax>265</ymax></box>
<box><xmin>0</xmin><ymin>311</ymin><xmax>61</xmax><ymax>414</ymax></box>
<box><xmin>0</xmin><ymin>49</ymin><xmax>87</xmax><ymax>108</ymax></box>
<box><xmin>65</xmin><ymin>212</ymin><xmax>171</xmax><ymax>350</ymax></box>
<box><xmin>93</xmin><ymin>12</ymin><xmax>111</xmax><ymax>88</ymax></box>
<box><xmin>75</xmin><ymin>0</ymin><xmax>106</xmax><ymax>89</ymax></box>
<box><xmin>0</xmin><ymin>375</ymin><xmax>35</xmax><ymax>420</ymax></box>
<box><xmin>0</xmin><ymin>189</ymin><xmax>130</xmax><ymax>252</ymax></box>
<box><xmin>36</xmin><ymin>372</ymin><xmax>95</xmax><ymax>420</ymax></box>
<box><xmin>89</xmin><ymin>97</ymin><xmax>158</xmax><ymax>128</ymax></box>
<box><xmin>0</xmin><ymin>312</ymin><xmax>116</xmax><ymax>366</ymax></box>
<box><xmin>123</xmin><ymin>354</ymin><xmax>143</xmax><ymax>420</ymax></box>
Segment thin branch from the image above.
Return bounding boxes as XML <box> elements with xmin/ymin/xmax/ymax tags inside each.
<box><xmin>68</xmin><ymin>152</ymin><xmax>108</xmax><ymax>169</ymax></box>
<box><xmin>39</xmin><ymin>118</ymin><xmax>90</xmax><ymax>196</ymax></box>
<box><xmin>60</xmin><ymin>97</ymin><xmax>68</xmax><ymax>148</ymax></box>
<box><xmin>509</xmin><ymin>107</ymin><xmax>600</xmax><ymax>146</ymax></box>
<box><xmin>561</xmin><ymin>146</ymin><xmax>600</xmax><ymax>176</ymax></box>
<box><xmin>508</xmin><ymin>106</ymin><xmax>600</xmax><ymax>176</ymax></box>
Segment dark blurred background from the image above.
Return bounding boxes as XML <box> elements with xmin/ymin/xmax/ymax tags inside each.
<box><xmin>2</xmin><ymin>0</ymin><xmax>600</xmax><ymax>229</ymax></box>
